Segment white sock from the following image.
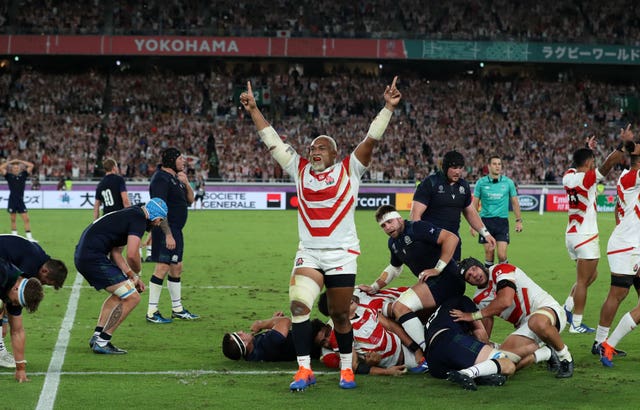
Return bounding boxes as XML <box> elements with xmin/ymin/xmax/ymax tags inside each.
<box><xmin>167</xmin><ymin>278</ymin><xmax>183</xmax><ymax>312</ymax></box>
<box><xmin>572</xmin><ymin>314</ymin><xmax>583</xmax><ymax>327</ymax></box>
<box><xmin>147</xmin><ymin>281</ymin><xmax>163</xmax><ymax>316</ymax></box>
<box><xmin>564</xmin><ymin>296</ymin><xmax>574</xmax><ymax>312</ymax></box>
<box><xmin>595</xmin><ymin>325</ymin><xmax>609</xmax><ymax>344</ymax></box>
<box><xmin>400</xmin><ymin>316</ymin><xmax>426</xmax><ymax>350</ymax></box>
<box><xmin>555</xmin><ymin>345</ymin><xmax>572</xmax><ymax>362</ymax></box>
<box><xmin>297</xmin><ymin>355</ymin><xmax>311</xmax><ymax>370</ymax></box>
<box><xmin>533</xmin><ymin>346</ymin><xmax>552</xmax><ymax>363</ymax></box>
<box><xmin>340</xmin><ymin>353</ymin><xmax>352</xmax><ymax>371</ymax></box>
<box><xmin>460</xmin><ymin>359</ymin><xmax>499</xmax><ymax>378</ymax></box>
<box><xmin>26</xmin><ymin>231</ymin><xmax>33</xmax><ymax>239</ymax></box>
<box><xmin>11</xmin><ymin>230</ymin><xmax>17</xmax><ymax>235</ymax></box>
<box><xmin>608</xmin><ymin>312</ymin><xmax>637</xmax><ymax>347</ymax></box>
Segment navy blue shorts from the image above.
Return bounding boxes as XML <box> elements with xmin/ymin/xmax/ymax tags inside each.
<box><xmin>479</xmin><ymin>217</ymin><xmax>510</xmax><ymax>243</ymax></box>
<box><xmin>7</xmin><ymin>198</ymin><xmax>27</xmax><ymax>214</ymax></box>
<box><xmin>74</xmin><ymin>252</ymin><xmax>128</xmax><ymax>291</ymax></box>
<box><xmin>151</xmin><ymin>225</ymin><xmax>184</xmax><ymax>264</ymax></box>
<box><xmin>426</xmin><ymin>329</ymin><xmax>486</xmax><ymax>379</ymax></box>
<box><xmin>426</xmin><ymin>267</ymin><xmax>466</xmax><ymax>305</ymax></box>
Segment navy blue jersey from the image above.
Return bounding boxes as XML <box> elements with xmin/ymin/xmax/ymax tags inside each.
<box><xmin>5</xmin><ymin>170</ymin><xmax>28</xmax><ymax>201</ymax></box>
<box><xmin>388</xmin><ymin>220</ymin><xmax>465</xmax><ymax>303</ymax></box>
<box><xmin>246</xmin><ymin>330</ymin><xmax>296</xmax><ymax>362</ymax></box>
<box><xmin>95</xmin><ymin>174</ymin><xmax>128</xmax><ymax>215</ymax></box>
<box><xmin>0</xmin><ymin>235</ymin><xmax>50</xmax><ymax>277</ymax></box>
<box><xmin>75</xmin><ymin>207</ymin><xmax>148</xmax><ymax>256</ymax></box>
<box><xmin>149</xmin><ymin>168</ymin><xmax>189</xmax><ymax>229</ymax></box>
<box><xmin>0</xmin><ymin>258</ymin><xmax>23</xmax><ymax>315</ymax></box>
<box><xmin>425</xmin><ymin>296</ymin><xmax>484</xmax><ymax>379</ymax></box>
<box><xmin>413</xmin><ymin>172</ymin><xmax>472</xmax><ymax>235</ymax></box>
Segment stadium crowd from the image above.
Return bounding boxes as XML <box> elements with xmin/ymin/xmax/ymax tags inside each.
<box><xmin>0</xmin><ymin>64</ymin><xmax>637</xmax><ymax>185</ymax></box>
<box><xmin>1</xmin><ymin>0</ymin><xmax>639</xmax><ymax>44</ymax></box>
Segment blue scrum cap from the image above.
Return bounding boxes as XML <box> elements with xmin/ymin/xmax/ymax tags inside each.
<box><xmin>146</xmin><ymin>197</ymin><xmax>168</xmax><ymax>221</ymax></box>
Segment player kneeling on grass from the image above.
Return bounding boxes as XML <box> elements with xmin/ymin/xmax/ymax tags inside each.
<box><xmin>453</xmin><ymin>258</ymin><xmax>574</xmax><ymax>378</ymax></box>
<box><xmin>0</xmin><ymin>259</ymin><xmax>44</xmax><ymax>382</ymax></box>
<box><xmin>425</xmin><ymin>295</ymin><xmax>515</xmax><ymax>391</ymax></box>
<box><xmin>75</xmin><ymin>198</ymin><xmax>168</xmax><ymax>354</ymax></box>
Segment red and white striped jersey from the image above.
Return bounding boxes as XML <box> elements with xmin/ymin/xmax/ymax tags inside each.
<box><xmin>353</xmin><ymin>287</ymin><xmax>409</xmax><ymax>316</ymax></box>
<box><xmin>283</xmin><ymin>152</ymin><xmax>367</xmax><ymax>250</ymax></box>
<box><xmin>609</xmin><ymin>168</ymin><xmax>640</xmax><ymax>250</ymax></box>
<box><xmin>472</xmin><ymin>263</ymin><xmax>558</xmax><ymax>328</ymax></box>
<box><xmin>563</xmin><ymin>167</ymin><xmax>604</xmax><ymax>234</ymax></box>
<box><xmin>351</xmin><ymin>305</ymin><xmax>401</xmax><ymax>368</ymax></box>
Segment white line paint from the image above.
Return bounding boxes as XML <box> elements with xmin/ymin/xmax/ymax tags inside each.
<box><xmin>3</xmin><ymin>370</ymin><xmax>334</xmax><ymax>376</ymax></box>
<box><xmin>36</xmin><ymin>272</ymin><xmax>84</xmax><ymax>410</ymax></box>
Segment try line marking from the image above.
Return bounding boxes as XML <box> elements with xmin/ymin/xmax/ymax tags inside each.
<box><xmin>2</xmin><ymin>370</ymin><xmax>335</xmax><ymax>376</ymax></box>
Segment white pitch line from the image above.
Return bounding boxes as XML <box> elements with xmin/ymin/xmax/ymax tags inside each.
<box><xmin>2</xmin><ymin>370</ymin><xmax>334</xmax><ymax>376</ymax></box>
<box><xmin>36</xmin><ymin>272</ymin><xmax>84</xmax><ymax>410</ymax></box>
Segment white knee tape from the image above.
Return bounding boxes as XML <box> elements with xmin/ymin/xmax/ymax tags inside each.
<box><xmin>113</xmin><ymin>280</ymin><xmax>136</xmax><ymax>299</ymax></box>
<box><xmin>533</xmin><ymin>309</ymin><xmax>557</xmax><ymax>327</ymax></box>
<box><xmin>502</xmin><ymin>350</ymin><xmax>522</xmax><ymax>363</ymax></box>
<box><xmin>289</xmin><ymin>275</ymin><xmax>321</xmax><ymax>318</ymax></box>
<box><xmin>489</xmin><ymin>348</ymin><xmax>508</xmax><ymax>360</ymax></box>
<box><xmin>396</xmin><ymin>288</ymin><xmax>423</xmax><ymax>312</ymax></box>
<box><xmin>367</xmin><ymin>107</ymin><xmax>393</xmax><ymax>140</ymax></box>
<box><xmin>258</xmin><ymin>126</ymin><xmax>295</xmax><ymax>167</ymax></box>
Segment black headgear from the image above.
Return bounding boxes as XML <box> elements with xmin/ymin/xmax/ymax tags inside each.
<box><xmin>458</xmin><ymin>257</ymin><xmax>487</xmax><ymax>277</ymax></box>
<box><xmin>161</xmin><ymin>148</ymin><xmax>181</xmax><ymax>172</ymax></box>
<box><xmin>442</xmin><ymin>150</ymin><xmax>465</xmax><ymax>173</ymax></box>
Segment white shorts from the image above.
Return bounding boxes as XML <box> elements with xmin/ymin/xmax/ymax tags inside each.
<box><xmin>511</xmin><ymin>302</ymin><xmax>567</xmax><ymax>344</ymax></box>
<box><xmin>293</xmin><ymin>247</ymin><xmax>358</xmax><ymax>276</ymax></box>
<box><xmin>565</xmin><ymin>233</ymin><xmax>600</xmax><ymax>260</ymax></box>
<box><xmin>607</xmin><ymin>246</ymin><xmax>640</xmax><ymax>276</ymax></box>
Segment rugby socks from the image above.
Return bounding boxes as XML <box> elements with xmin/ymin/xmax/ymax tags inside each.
<box><xmin>93</xmin><ymin>326</ymin><xmax>104</xmax><ymax>337</ymax></box>
<box><xmin>334</xmin><ymin>329</ymin><xmax>354</xmax><ymax>370</ymax></box>
<box><xmin>484</xmin><ymin>261</ymin><xmax>494</xmax><ymax>268</ymax></box>
<box><xmin>146</xmin><ymin>245</ymin><xmax>152</xmax><ymax>257</ymax></box>
<box><xmin>555</xmin><ymin>345</ymin><xmax>572</xmax><ymax>362</ymax></box>
<box><xmin>147</xmin><ymin>275</ymin><xmax>164</xmax><ymax>316</ymax></box>
<box><xmin>292</xmin><ymin>320</ymin><xmax>312</xmax><ymax>357</ymax></box>
<box><xmin>11</xmin><ymin>230</ymin><xmax>17</xmax><ymax>235</ymax></box>
<box><xmin>460</xmin><ymin>359</ymin><xmax>499</xmax><ymax>378</ymax></box>
<box><xmin>167</xmin><ymin>276</ymin><xmax>183</xmax><ymax>312</ymax></box>
<box><xmin>608</xmin><ymin>312</ymin><xmax>637</xmax><ymax>347</ymax></box>
<box><xmin>26</xmin><ymin>231</ymin><xmax>33</xmax><ymax>240</ymax></box>
<box><xmin>564</xmin><ymin>296</ymin><xmax>574</xmax><ymax>312</ymax></box>
<box><xmin>296</xmin><ymin>355</ymin><xmax>311</xmax><ymax>370</ymax></box>
<box><xmin>398</xmin><ymin>312</ymin><xmax>426</xmax><ymax>350</ymax></box>
<box><xmin>572</xmin><ymin>314</ymin><xmax>583</xmax><ymax>327</ymax></box>
<box><xmin>0</xmin><ymin>337</ymin><xmax>5</xmax><ymax>351</ymax></box>
<box><xmin>533</xmin><ymin>346</ymin><xmax>552</xmax><ymax>363</ymax></box>
<box><xmin>96</xmin><ymin>332</ymin><xmax>112</xmax><ymax>347</ymax></box>
<box><xmin>595</xmin><ymin>325</ymin><xmax>610</xmax><ymax>344</ymax></box>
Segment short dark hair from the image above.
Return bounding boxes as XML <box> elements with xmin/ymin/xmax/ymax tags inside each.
<box><xmin>375</xmin><ymin>205</ymin><xmax>398</xmax><ymax>223</ymax></box>
<box><xmin>43</xmin><ymin>259</ymin><xmax>68</xmax><ymax>290</ymax></box>
<box><xmin>23</xmin><ymin>278</ymin><xmax>44</xmax><ymax>313</ymax></box>
<box><xmin>222</xmin><ymin>333</ymin><xmax>244</xmax><ymax>360</ymax></box>
<box><xmin>572</xmin><ymin>148</ymin><xmax>594</xmax><ymax>168</ymax></box>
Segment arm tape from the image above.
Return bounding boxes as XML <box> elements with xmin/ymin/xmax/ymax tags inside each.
<box><xmin>434</xmin><ymin>259</ymin><xmax>447</xmax><ymax>273</ymax></box>
<box><xmin>479</xmin><ymin>227</ymin><xmax>490</xmax><ymax>238</ymax></box>
<box><xmin>383</xmin><ymin>264</ymin><xmax>403</xmax><ymax>285</ymax></box>
<box><xmin>367</xmin><ymin>107</ymin><xmax>393</xmax><ymax>140</ymax></box>
<box><xmin>258</xmin><ymin>126</ymin><xmax>295</xmax><ymax>168</ymax></box>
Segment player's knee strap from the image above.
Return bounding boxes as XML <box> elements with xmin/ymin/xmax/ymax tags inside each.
<box><xmin>258</xmin><ymin>126</ymin><xmax>295</xmax><ymax>168</ymax></box>
<box><xmin>502</xmin><ymin>350</ymin><xmax>522</xmax><ymax>363</ymax></box>
<box><xmin>611</xmin><ymin>275</ymin><xmax>634</xmax><ymax>289</ymax></box>
<box><xmin>396</xmin><ymin>288</ymin><xmax>423</xmax><ymax>312</ymax></box>
<box><xmin>113</xmin><ymin>280</ymin><xmax>137</xmax><ymax>299</ymax></box>
<box><xmin>532</xmin><ymin>308</ymin><xmax>557</xmax><ymax>327</ymax></box>
<box><xmin>289</xmin><ymin>275</ymin><xmax>321</xmax><ymax>323</ymax></box>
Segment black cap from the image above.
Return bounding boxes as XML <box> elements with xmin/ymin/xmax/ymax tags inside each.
<box><xmin>442</xmin><ymin>150</ymin><xmax>465</xmax><ymax>173</ymax></box>
<box><xmin>161</xmin><ymin>148</ymin><xmax>181</xmax><ymax>172</ymax></box>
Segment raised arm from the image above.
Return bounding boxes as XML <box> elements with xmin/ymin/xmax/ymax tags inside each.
<box><xmin>354</xmin><ymin>76</ymin><xmax>402</xmax><ymax>167</ymax></box>
<box><xmin>598</xmin><ymin>125</ymin><xmax>635</xmax><ymax>176</ymax></box>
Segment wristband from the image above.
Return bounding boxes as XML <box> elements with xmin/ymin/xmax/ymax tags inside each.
<box><xmin>367</xmin><ymin>107</ymin><xmax>393</xmax><ymax>140</ymax></box>
<box><xmin>370</xmin><ymin>281</ymin><xmax>380</xmax><ymax>292</ymax></box>
<box><xmin>479</xmin><ymin>227</ymin><xmax>490</xmax><ymax>238</ymax></box>
<box><xmin>15</xmin><ymin>359</ymin><xmax>27</xmax><ymax>364</ymax></box>
<box><xmin>434</xmin><ymin>259</ymin><xmax>447</xmax><ymax>273</ymax></box>
<box><xmin>471</xmin><ymin>311</ymin><xmax>483</xmax><ymax>321</ymax></box>
<box><xmin>515</xmin><ymin>218</ymin><xmax>522</xmax><ymax>223</ymax></box>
